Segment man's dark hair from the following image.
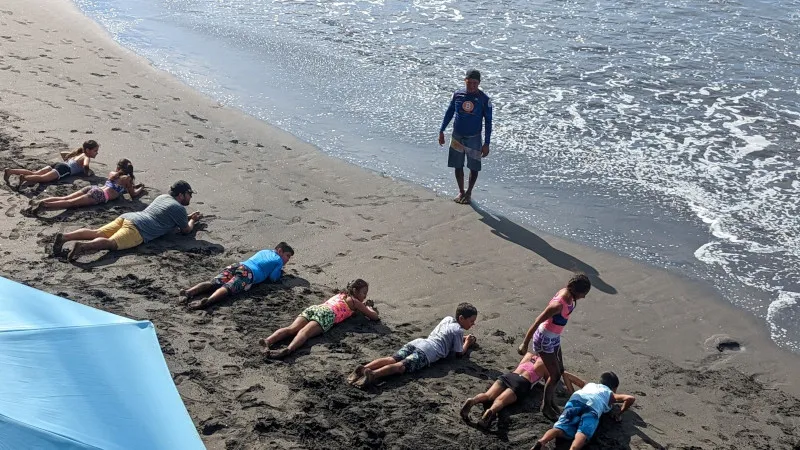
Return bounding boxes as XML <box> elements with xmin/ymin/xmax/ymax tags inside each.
<box><xmin>169</xmin><ymin>180</ymin><xmax>194</xmax><ymax>197</ymax></box>
<box><xmin>456</xmin><ymin>302</ymin><xmax>478</xmax><ymax>320</ymax></box>
<box><xmin>600</xmin><ymin>371</ymin><xmax>620</xmax><ymax>390</ymax></box>
<box><xmin>275</xmin><ymin>241</ymin><xmax>294</xmax><ymax>255</ymax></box>
<box><xmin>465</xmin><ymin>69</ymin><xmax>481</xmax><ymax>81</ymax></box>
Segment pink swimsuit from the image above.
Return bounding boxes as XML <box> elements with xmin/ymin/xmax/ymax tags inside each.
<box><xmin>516</xmin><ymin>355</ymin><xmax>542</xmax><ymax>384</ymax></box>
<box><xmin>323</xmin><ymin>293</ymin><xmax>354</xmax><ymax>324</ymax></box>
<box><xmin>541</xmin><ymin>294</ymin><xmax>575</xmax><ymax>335</ymax></box>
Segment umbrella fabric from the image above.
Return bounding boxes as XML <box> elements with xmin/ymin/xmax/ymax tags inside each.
<box><xmin>0</xmin><ymin>277</ymin><xmax>204</xmax><ymax>450</ymax></box>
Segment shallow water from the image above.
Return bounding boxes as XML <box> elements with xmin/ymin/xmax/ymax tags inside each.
<box><xmin>73</xmin><ymin>0</ymin><xmax>800</xmax><ymax>352</ymax></box>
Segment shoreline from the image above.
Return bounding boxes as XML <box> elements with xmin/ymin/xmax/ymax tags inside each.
<box><xmin>1</xmin><ymin>1</ymin><xmax>798</xmax><ymax>449</ymax></box>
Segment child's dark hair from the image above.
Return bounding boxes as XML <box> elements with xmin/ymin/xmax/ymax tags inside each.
<box><xmin>345</xmin><ymin>279</ymin><xmax>369</xmax><ymax>297</ymax></box>
<box><xmin>111</xmin><ymin>158</ymin><xmax>134</xmax><ymax>181</ymax></box>
<box><xmin>456</xmin><ymin>302</ymin><xmax>478</xmax><ymax>320</ymax></box>
<box><xmin>64</xmin><ymin>140</ymin><xmax>99</xmax><ymax>160</ymax></box>
<box><xmin>600</xmin><ymin>371</ymin><xmax>620</xmax><ymax>390</ymax></box>
<box><xmin>567</xmin><ymin>273</ymin><xmax>591</xmax><ymax>297</ymax></box>
<box><xmin>275</xmin><ymin>241</ymin><xmax>294</xmax><ymax>255</ymax></box>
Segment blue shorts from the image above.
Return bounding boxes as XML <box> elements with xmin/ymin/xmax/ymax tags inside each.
<box><xmin>392</xmin><ymin>344</ymin><xmax>429</xmax><ymax>373</ymax></box>
<box><xmin>447</xmin><ymin>134</ymin><xmax>482</xmax><ymax>172</ymax></box>
<box><xmin>554</xmin><ymin>399</ymin><xmax>600</xmax><ymax>439</ymax></box>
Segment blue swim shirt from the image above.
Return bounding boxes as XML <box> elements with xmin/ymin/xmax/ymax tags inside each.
<box><xmin>241</xmin><ymin>249</ymin><xmax>284</xmax><ymax>284</ymax></box>
<box><xmin>439</xmin><ymin>88</ymin><xmax>493</xmax><ymax>145</ymax></box>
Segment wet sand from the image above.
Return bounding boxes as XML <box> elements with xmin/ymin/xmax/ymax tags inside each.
<box><xmin>0</xmin><ymin>1</ymin><xmax>798</xmax><ymax>449</ymax></box>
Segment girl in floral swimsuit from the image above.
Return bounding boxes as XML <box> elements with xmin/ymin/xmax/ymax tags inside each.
<box><xmin>260</xmin><ymin>279</ymin><xmax>380</xmax><ymax>359</ymax></box>
<box><xmin>28</xmin><ymin>159</ymin><xmax>145</xmax><ymax>214</ymax></box>
<box><xmin>518</xmin><ymin>273</ymin><xmax>592</xmax><ymax>420</ymax></box>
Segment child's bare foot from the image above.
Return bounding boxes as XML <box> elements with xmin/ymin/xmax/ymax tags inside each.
<box><xmin>530</xmin><ymin>442</ymin><xmax>543</xmax><ymax>450</ymax></box>
<box><xmin>178</xmin><ymin>289</ymin><xmax>192</xmax><ymax>302</ymax></box>
<box><xmin>356</xmin><ymin>368</ymin><xmax>375</xmax><ymax>388</ymax></box>
<box><xmin>477</xmin><ymin>409</ymin><xmax>495</xmax><ymax>429</ymax></box>
<box><xmin>347</xmin><ymin>365</ymin><xmax>366</xmax><ymax>385</ymax></box>
<box><xmin>67</xmin><ymin>242</ymin><xmax>85</xmax><ymax>262</ymax></box>
<box><xmin>3</xmin><ymin>169</ymin><xmax>10</xmax><ymax>185</ymax></box>
<box><xmin>187</xmin><ymin>298</ymin><xmax>209</xmax><ymax>310</ymax></box>
<box><xmin>30</xmin><ymin>201</ymin><xmax>44</xmax><ymax>216</ymax></box>
<box><xmin>52</xmin><ymin>233</ymin><xmax>65</xmax><ymax>255</ymax></box>
<box><xmin>258</xmin><ymin>338</ymin><xmax>272</xmax><ymax>351</ymax></box>
<box><xmin>264</xmin><ymin>348</ymin><xmax>291</xmax><ymax>360</ymax></box>
<box><xmin>460</xmin><ymin>398</ymin><xmax>475</xmax><ymax>422</ymax></box>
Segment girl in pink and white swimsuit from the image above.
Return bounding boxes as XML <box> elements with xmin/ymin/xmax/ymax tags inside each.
<box><xmin>519</xmin><ymin>274</ymin><xmax>592</xmax><ymax>420</ymax></box>
<box><xmin>460</xmin><ymin>352</ymin><xmax>586</xmax><ymax>429</ymax></box>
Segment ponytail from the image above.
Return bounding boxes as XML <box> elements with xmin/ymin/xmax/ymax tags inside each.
<box><xmin>64</xmin><ymin>140</ymin><xmax>99</xmax><ymax>160</ymax></box>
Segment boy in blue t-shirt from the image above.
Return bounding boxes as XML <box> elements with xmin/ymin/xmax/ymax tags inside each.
<box><xmin>347</xmin><ymin>303</ymin><xmax>478</xmax><ymax>388</ymax></box>
<box><xmin>181</xmin><ymin>242</ymin><xmax>294</xmax><ymax>310</ymax></box>
<box><xmin>531</xmin><ymin>372</ymin><xmax>636</xmax><ymax>450</ymax></box>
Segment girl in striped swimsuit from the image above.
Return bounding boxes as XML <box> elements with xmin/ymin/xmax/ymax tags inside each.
<box><xmin>519</xmin><ymin>274</ymin><xmax>592</xmax><ymax>420</ymax></box>
<box><xmin>261</xmin><ymin>279</ymin><xmax>379</xmax><ymax>359</ymax></box>
<box><xmin>28</xmin><ymin>159</ymin><xmax>145</xmax><ymax>214</ymax></box>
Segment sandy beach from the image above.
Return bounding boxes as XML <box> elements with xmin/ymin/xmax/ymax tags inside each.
<box><xmin>1</xmin><ymin>1</ymin><xmax>799</xmax><ymax>449</ymax></box>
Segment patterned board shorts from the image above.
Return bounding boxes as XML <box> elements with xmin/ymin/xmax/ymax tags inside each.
<box><xmin>532</xmin><ymin>329</ymin><xmax>561</xmax><ymax>354</ymax></box>
<box><xmin>392</xmin><ymin>343</ymin><xmax>430</xmax><ymax>373</ymax></box>
<box><xmin>80</xmin><ymin>185</ymin><xmax>107</xmax><ymax>204</ymax></box>
<box><xmin>554</xmin><ymin>399</ymin><xmax>601</xmax><ymax>439</ymax></box>
<box><xmin>211</xmin><ymin>263</ymin><xmax>254</xmax><ymax>295</ymax></box>
<box><xmin>299</xmin><ymin>304</ymin><xmax>336</xmax><ymax>332</ymax></box>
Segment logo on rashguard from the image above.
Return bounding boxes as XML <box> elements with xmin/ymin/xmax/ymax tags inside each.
<box><xmin>462</xmin><ymin>101</ymin><xmax>475</xmax><ymax>113</ymax></box>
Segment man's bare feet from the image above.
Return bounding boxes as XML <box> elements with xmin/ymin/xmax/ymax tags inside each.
<box><xmin>460</xmin><ymin>398</ymin><xmax>475</xmax><ymax>422</ymax></box>
<box><xmin>453</xmin><ymin>193</ymin><xmax>465</xmax><ymax>204</ymax></box>
<box><xmin>459</xmin><ymin>193</ymin><xmax>472</xmax><ymax>205</ymax></box>
<box><xmin>67</xmin><ymin>242</ymin><xmax>84</xmax><ymax>262</ymax></box>
<box><xmin>347</xmin><ymin>365</ymin><xmax>366</xmax><ymax>385</ymax></box>
<box><xmin>52</xmin><ymin>233</ymin><xmax>64</xmax><ymax>255</ymax></box>
<box><xmin>264</xmin><ymin>348</ymin><xmax>291</xmax><ymax>360</ymax></box>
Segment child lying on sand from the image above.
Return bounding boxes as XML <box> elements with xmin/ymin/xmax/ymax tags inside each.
<box><xmin>531</xmin><ymin>371</ymin><xmax>635</xmax><ymax>450</ymax></box>
<box><xmin>348</xmin><ymin>303</ymin><xmax>477</xmax><ymax>388</ymax></box>
<box><xmin>461</xmin><ymin>351</ymin><xmax>586</xmax><ymax>429</ymax></box>
<box><xmin>27</xmin><ymin>158</ymin><xmax>145</xmax><ymax>215</ymax></box>
<box><xmin>261</xmin><ymin>279</ymin><xmax>379</xmax><ymax>359</ymax></box>
<box><xmin>4</xmin><ymin>140</ymin><xmax>99</xmax><ymax>189</ymax></box>
<box><xmin>181</xmin><ymin>242</ymin><xmax>294</xmax><ymax>310</ymax></box>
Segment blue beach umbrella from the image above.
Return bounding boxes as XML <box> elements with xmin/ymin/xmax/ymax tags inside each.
<box><xmin>0</xmin><ymin>276</ymin><xmax>204</xmax><ymax>450</ymax></box>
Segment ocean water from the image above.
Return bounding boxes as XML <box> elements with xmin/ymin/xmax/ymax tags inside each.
<box><xmin>72</xmin><ymin>0</ymin><xmax>800</xmax><ymax>353</ymax></box>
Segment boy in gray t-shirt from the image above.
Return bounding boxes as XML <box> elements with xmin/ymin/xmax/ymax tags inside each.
<box><xmin>348</xmin><ymin>303</ymin><xmax>478</xmax><ymax>388</ymax></box>
<box><xmin>53</xmin><ymin>180</ymin><xmax>202</xmax><ymax>261</ymax></box>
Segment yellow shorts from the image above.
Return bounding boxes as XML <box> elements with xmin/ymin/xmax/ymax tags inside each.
<box><xmin>97</xmin><ymin>217</ymin><xmax>144</xmax><ymax>250</ymax></box>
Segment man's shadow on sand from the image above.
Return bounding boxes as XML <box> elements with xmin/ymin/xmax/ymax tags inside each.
<box><xmin>471</xmin><ymin>204</ymin><xmax>617</xmax><ymax>295</ymax></box>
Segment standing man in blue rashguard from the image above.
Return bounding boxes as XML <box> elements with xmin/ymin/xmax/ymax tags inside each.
<box><xmin>438</xmin><ymin>69</ymin><xmax>493</xmax><ymax>205</ymax></box>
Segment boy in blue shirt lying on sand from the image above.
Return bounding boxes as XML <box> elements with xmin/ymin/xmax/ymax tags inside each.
<box><xmin>347</xmin><ymin>303</ymin><xmax>478</xmax><ymax>388</ymax></box>
<box><xmin>180</xmin><ymin>242</ymin><xmax>294</xmax><ymax>310</ymax></box>
<box><xmin>531</xmin><ymin>371</ymin><xmax>636</xmax><ymax>450</ymax></box>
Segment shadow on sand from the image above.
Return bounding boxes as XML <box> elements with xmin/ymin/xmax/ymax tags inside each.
<box><xmin>471</xmin><ymin>203</ymin><xmax>617</xmax><ymax>295</ymax></box>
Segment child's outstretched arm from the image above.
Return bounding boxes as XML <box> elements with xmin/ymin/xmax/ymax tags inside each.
<box><xmin>457</xmin><ymin>335</ymin><xmax>476</xmax><ymax>357</ymax></box>
<box><xmin>518</xmin><ymin>303</ymin><xmax>562</xmax><ymax>355</ymax></box>
<box><xmin>611</xmin><ymin>393</ymin><xmax>636</xmax><ymax>421</ymax></box>
<box><xmin>353</xmin><ymin>299</ymin><xmax>380</xmax><ymax>321</ymax></box>
<box><xmin>562</xmin><ymin>371</ymin><xmax>586</xmax><ymax>394</ymax></box>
